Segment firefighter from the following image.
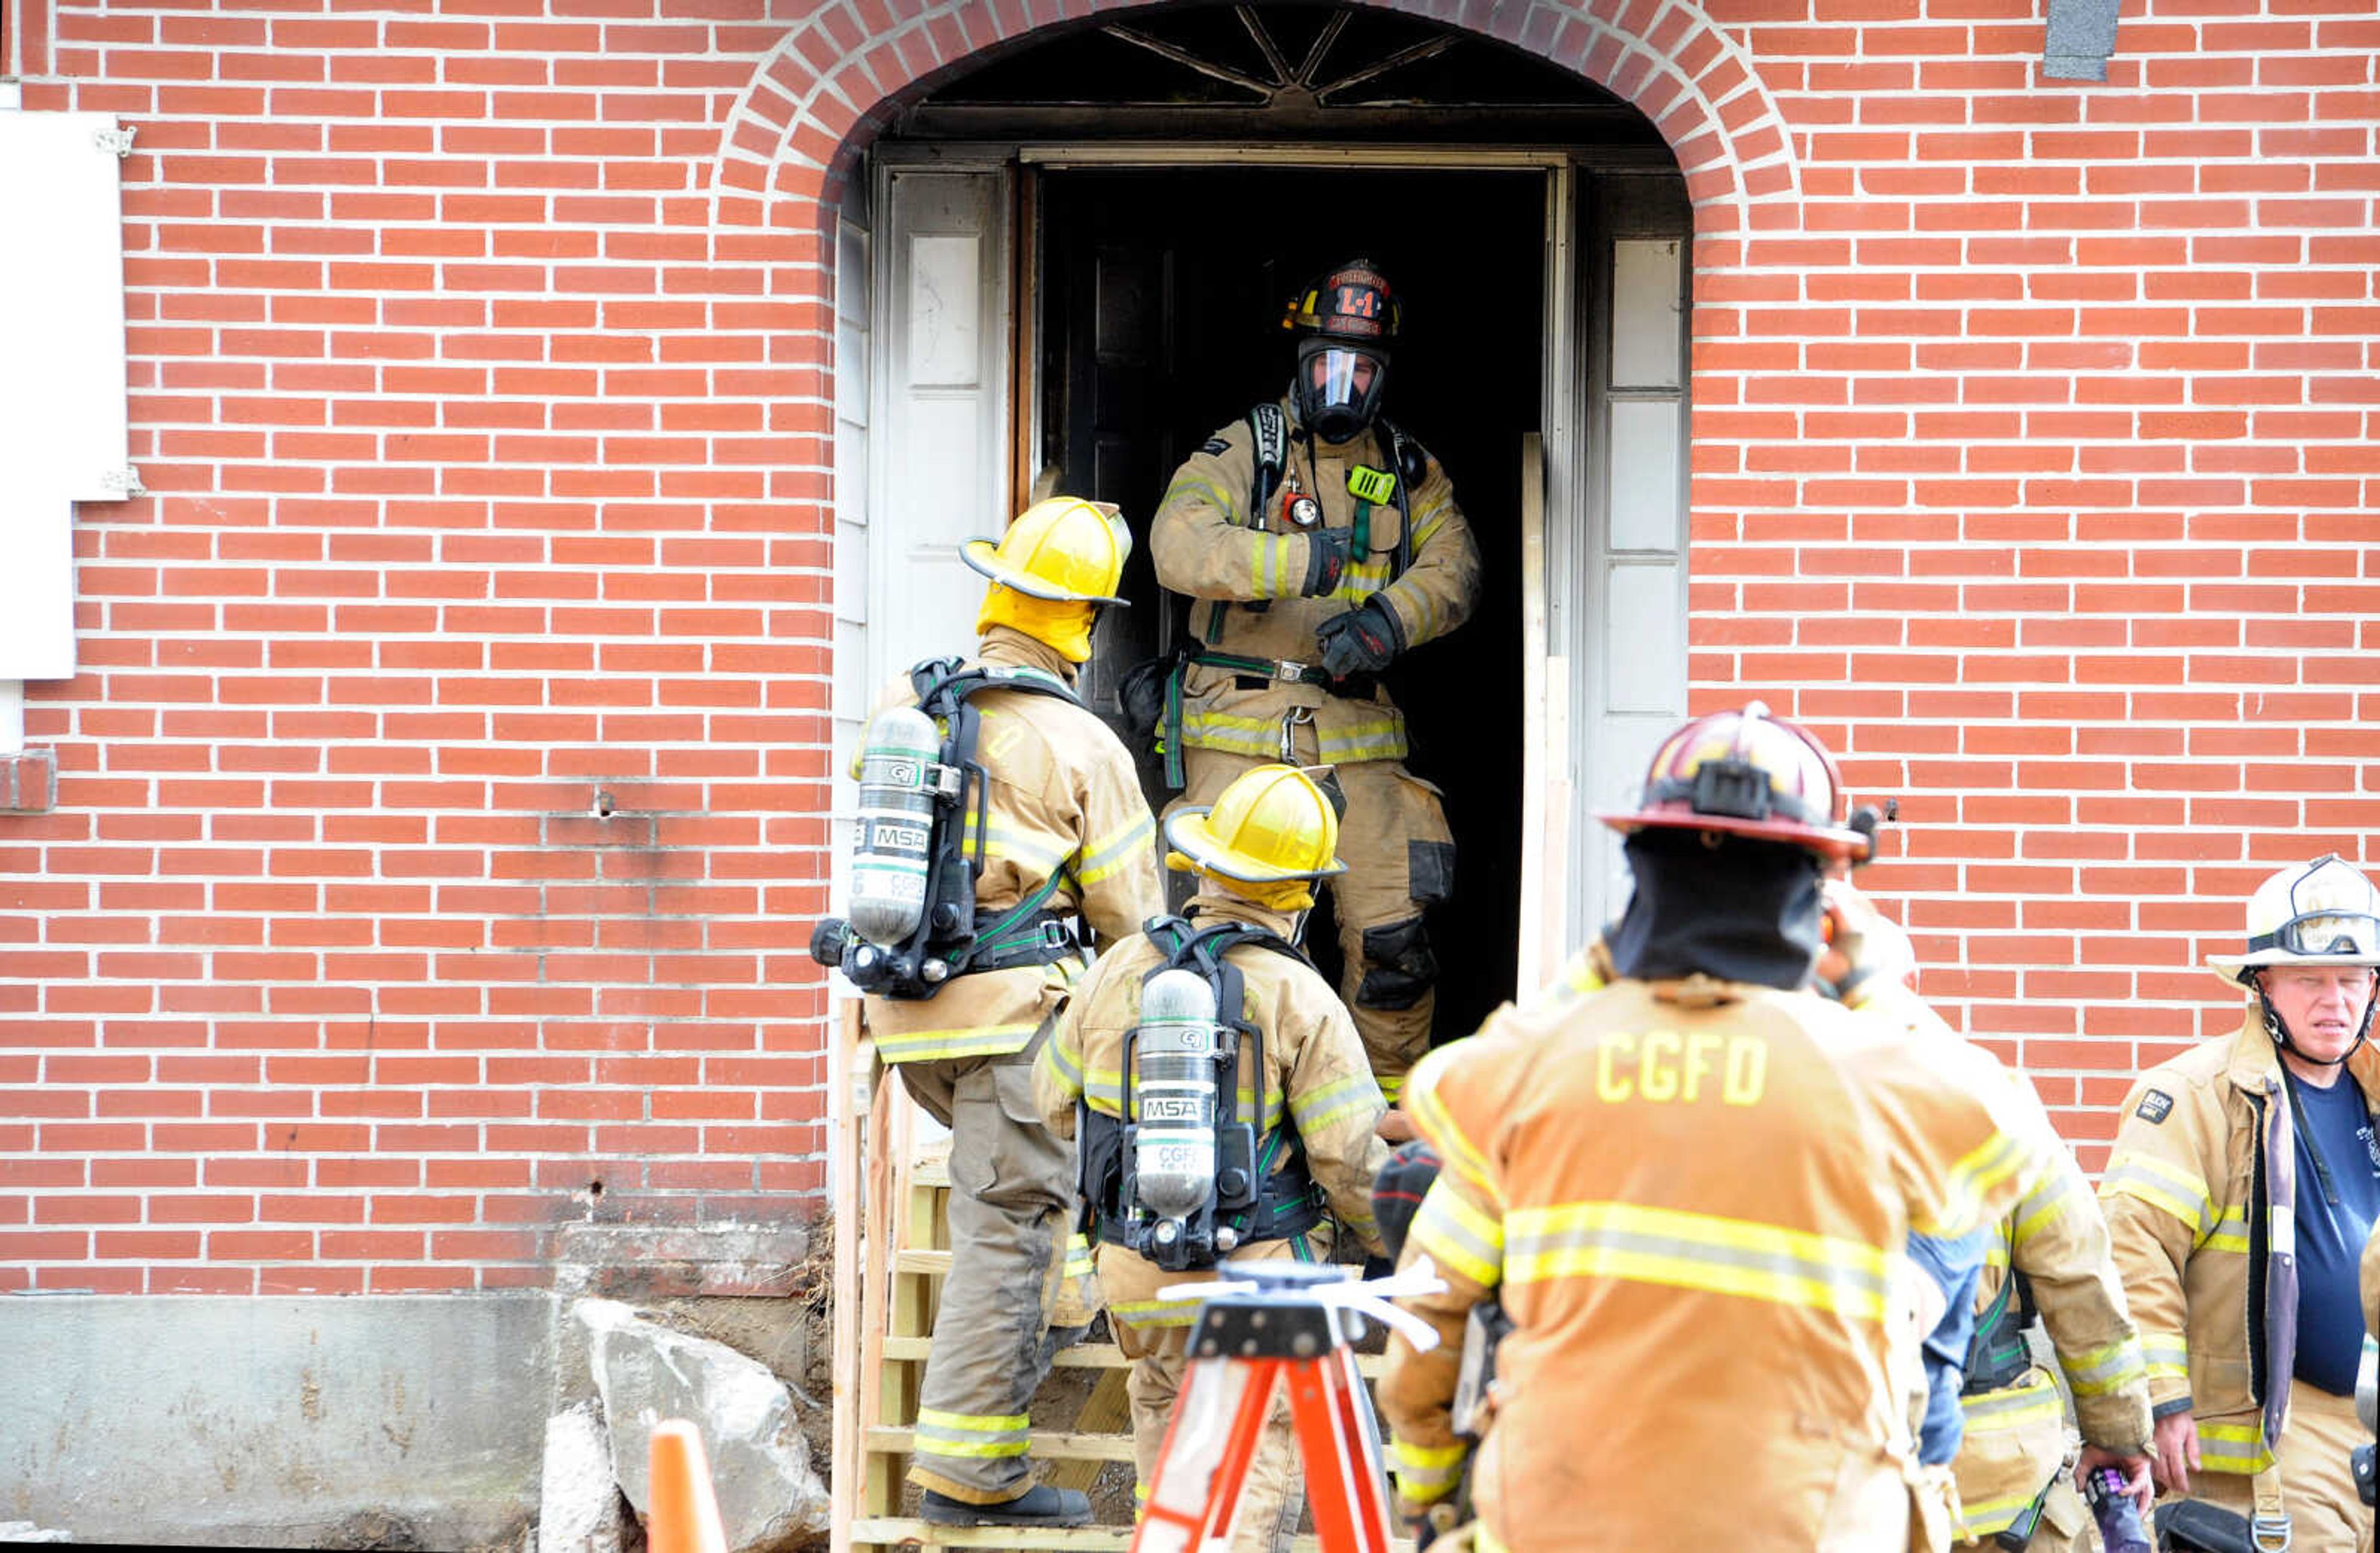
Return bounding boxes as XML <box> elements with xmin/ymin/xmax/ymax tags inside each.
<box><xmin>1149</xmin><ymin>258</ymin><xmax>1481</xmax><ymax>1102</ymax></box>
<box><xmin>2100</xmin><ymin>854</ymin><xmax>2380</xmax><ymax>1551</ymax></box>
<box><xmin>1817</xmin><ymin>889</ymin><xmax>2156</xmax><ymax>1551</ymax></box>
<box><xmin>847</xmin><ymin>496</ymin><xmax>1166</xmax><ymax>1528</ymax></box>
<box><xmin>1375</xmin><ymin>702</ymin><xmax>2061</xmax><ymax>1550</ymax></box>
<box><xmin>1530</xmin><ymin>879</ymin><xmax>2157</xmax><ymax>1549</ymax></box>
<box><xmin>1032</xmin><ymin>763</ymin><xmax>1388</xmax><ymax>1552</ymax></box>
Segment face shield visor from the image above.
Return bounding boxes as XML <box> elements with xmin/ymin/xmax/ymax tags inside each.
<box><xmin>1294</xmin><ymin>340</ymin><xmax>1389</xmax><ymax>444</ymax></box>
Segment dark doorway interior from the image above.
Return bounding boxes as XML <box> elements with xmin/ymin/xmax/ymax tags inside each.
<box><xmin>1038</xmin><ymin>165</ymin><xmax>1542</xmax><ymax>1047</ymax></box>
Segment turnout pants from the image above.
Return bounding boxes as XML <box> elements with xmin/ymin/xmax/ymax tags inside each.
<box><xmin>1175</xmin><ymin>746</ymin><xmax>1453</xmax><ymax>1101</ymax></box>
<box><xmin>2186</xmin><ymin>1379</ymin><xmax>2374</xmax><ymax>1553</ymax></box>
<box><xmin>1947</xmin><ymin>1368</ymin><xmax>2090</xmax><ymax>1553</ymax></box>
<box><xmin>1100</xmin><ymin>1233</ymin><xmax>1332</xmax><ymax>1553</ymax></box>
<box><xmin>894</xmin><ymin>1042</ymin><xmax>1078</xmax><ymax>1505</ymax></box>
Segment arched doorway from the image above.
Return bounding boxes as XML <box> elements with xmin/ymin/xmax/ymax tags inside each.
<box><xmin>835</xmin><ymin>3</ymin><xmax>1696</xmax><ymax>1034</ymax></box>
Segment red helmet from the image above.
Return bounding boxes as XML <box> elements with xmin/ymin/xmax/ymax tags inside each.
<box><xmin>1599</xmin><ymin>702</ymin><xmax>1875</xmax><ymax>863</ymax></box>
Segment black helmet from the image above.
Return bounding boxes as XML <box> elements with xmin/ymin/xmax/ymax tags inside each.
<box><xmin>1284</xmin><ymin>258</ymin><xmax>1398</xmax><ymax>442</ymax></box>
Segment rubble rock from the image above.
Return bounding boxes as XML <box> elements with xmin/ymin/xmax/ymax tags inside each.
<box><xmin>537</xmin><ymin>1402</ymin><xmax>630</xmax><ymax>1553</ymax></box>
<box><xmin>577</xmin><ymin>1300</ymin><xmax>829</xmax><ymax>1553</ymax></box>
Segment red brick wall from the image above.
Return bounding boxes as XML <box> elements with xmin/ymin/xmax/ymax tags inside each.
<box><xmin>1685</xmin><ymin>0</ymin><xmax>2380</xmax><ymax>1168</ymax></box>
<box><xmin>4</xmin><ymin>0</ymin><xmax>837</xmax><ymax>1293</ymax></box>
<box><xmin>3</xmin><ymin>0</ymin><xmax>2375</xmax><ymax>1290</ymax></box>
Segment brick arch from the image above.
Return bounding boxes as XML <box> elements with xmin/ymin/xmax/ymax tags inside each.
<box><xmin>707</xmin><ymin>0</ymin><xmax>1801</xmax><ymax>235</ymax></box>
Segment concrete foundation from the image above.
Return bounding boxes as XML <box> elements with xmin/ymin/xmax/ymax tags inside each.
<box><xmin>1</xmin><ymin>1295</ymin><xmax>553</xmax><ymax>1549</ymax></box>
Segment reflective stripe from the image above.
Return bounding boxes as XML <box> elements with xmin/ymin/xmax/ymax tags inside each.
<box><xmin>1408</xmin><ymin>1181</ymin><xmax>1504</xmax><ymax>1290</ymax></box>
<box><xmin>1411</xmin><ymin>504</ymin><xmax>1448</xmax><ymax>549</ymax></box>
<box><xmin>2061</xmin><ymin>1334</ymin><xmax>2148</xmax><ymax>1399</ymax></box>
<box><xmin>1404</xmin><ymin>1054</ymin><xmax>1495</xmax><ymax>1203</ymax></box>
<box><xmin>1921</xmin><ymin>1127</ymin><xmax>2034</xmax><ymax>1240</ymax></box>
<box><xmin>1387</xmin><ymin>580</ymin><xmax>1435</xmax><ymax>644</ymax></box>
<box><xmin>1389</xmin><ymin>1436</ymin><xmax>1466</xmax><ymax>1502</ymax></box>
<box><xmin>1504</xmin><ymin>1200</ymin><xmax>1892</xmax><ymax>1322</ymax></box>
<box><xmin>1181</xmin><ymin>711</ymin><xmax>1290</xmax><ymax>760</ymax></box>
<box><xmin>2102</xmin><ymin>1151</ymin><xmax>2214</xmax><ymax>1236</ymax></box>
<box><xmin>2140</xmin><ymin>1331</ymin><xmax>2190</xmax><ymax>1383</ymax></box>
<box><xmin>914</xmin><ymin>1407</ymin><xmax>1031</xmax><ymax>1461</ymax></box>
<box><xmin>1335</xmin><ymin>558</ymin><xmax>1393</xmax><ymax>594</ymax></box>
<box><xmin>1109</xmin><ymin>1296</ymin><xmax>1200</xmax><ymax>1331</ymax></box>
<box><xmin>1251</xmin><ymin>531</ymin><xmax>1277</xmax><ymax>598</ymax></box>
<box><xmin>878</xmin><ymin>1021</ymin><xmax>1041</xmax><ymax>1063</ymax></box>
<box><xmin>1064</xmin><ymin>1233</ymin><xmax>1096</xmax><ymax>1280</ymax></box>
<box><xmin>1041</xmin><ymin>1034</ymin><xmax>1085</xmax><ymax>1101</ymax></box>
<box><xmin>1960</xmin><ymin>1379</ymin><xmax>2062</xmax><ymax>1431</ymax></box>
<box><xmin>1076</xmin><ymin>811</ymin><xmax>1156</xmax><ymax>887</ymax></box>
<box><xmin>1290</xmin><ymin>1073</ymin><xmax>1383</xmax><ymax>1138</ymax></box>
<box><xmin>957</xmin><ymin>816</ymin><xmax>1074</xmax><ymax>877</ymax></box>
<box><xmin>1957</xmin><ymin>1485</ymin><xmax>2047</xmax><ymax>1539</ymax></box>
<box><xmin>2204</xmin><ymin>1203</ymin><xmax>2250</xmax><ymax>1254</ymax></box>
<box><xmin>2196</xmin><ymin>1420</ymin><xmax>2277</xmax><ymax>1474</ymax></box>
<box><xmin>1377</xmin><ymin>1070</ymin><xmax>1405</xmax><ymax>1104</ymax></box>
<box><xmin>1164</xmin><ymin>473</ymin><xmax>1240</xmax><ymax>522</ymax></box>
<box><xmin>1316</xmin><ymin>716</ymin><xmax>1407</xmax><ymax>762</ymax></box>
<box><xmin>2009</xmin><ymin>1173</ymin><xmax>2076</xmax><ymax>1252</ymax></box>
<box><xmin>1530</xmin><ymin>948</ymin><xmax>1608</xmax><ymax>1010</ymax></box>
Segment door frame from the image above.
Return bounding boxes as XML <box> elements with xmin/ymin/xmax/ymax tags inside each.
<box><xmin>866</xmin><ymin>138</ymin><xmax>1687</xmax><ymax>993</ymax></box>
<box><xmin>1007</xmin><ymin>142</ymin><xmax>1581</xmax><ymax>992</ymax></box>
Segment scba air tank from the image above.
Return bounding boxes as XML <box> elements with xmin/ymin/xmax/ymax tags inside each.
<box><xmin>848</xmin><ymin>704</ymin><xmax>941</xmax><ymax>946</ymax></box>
<box><xmin>1132</xmin><ymin>968</ymin><xmax>1222</xmax><ymax>1225</ymax></box>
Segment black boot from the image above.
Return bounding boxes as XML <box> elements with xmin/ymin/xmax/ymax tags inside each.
<box><xmin>920</xmin><ymin>1485</ymin><xmax>1093</xmax><ymax>1527</ymax></box>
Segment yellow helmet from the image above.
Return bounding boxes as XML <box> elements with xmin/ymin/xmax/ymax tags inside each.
<box><xmin>1163</xmin><ymin>765</ymin><xmax>1346</xmax><ymax>884</ymax></box>
<box><xmin>959</xmin><ymin>497</ymin><xmax>1132</xmax><ymax>607</ymax></box>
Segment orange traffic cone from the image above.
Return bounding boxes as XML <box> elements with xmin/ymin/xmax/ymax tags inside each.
<box><xmin>648</xmin><ymin>1419</ymin><xmax>728</xmax><ymax>1553</ymax></box>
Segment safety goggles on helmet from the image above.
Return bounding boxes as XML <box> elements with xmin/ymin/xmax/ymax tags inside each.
<box><xmin>2254</xmin><ymin>912</ymin><xmax>2380</xmax><ymax>960</ymax></box>
<box><xmin>2208</xmin><ymin>853</ymin><xmax>2380</xmax><ymax>985</ymax></box>
<box><xmin>1294</xmin><ymin>340</ymin><xmax>1389</xmax><ymax>443</ymax></box>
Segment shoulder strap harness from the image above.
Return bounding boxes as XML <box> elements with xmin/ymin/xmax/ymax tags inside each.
<box><xmin>1085</xmin><ymin>913</ymin><xmax>1326</xmax><ymax>1269</ymax></box>
<box><xmin>878</xmin><ymin>657</ymin><xmax>1089</xmax><ymax>993</ymax></box>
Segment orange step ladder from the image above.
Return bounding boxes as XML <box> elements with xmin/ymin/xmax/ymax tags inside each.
<box><xmin>1132</xmin><ymin>1262</ymin><xmax>1443</xmax><ymax>1553</ymax></box>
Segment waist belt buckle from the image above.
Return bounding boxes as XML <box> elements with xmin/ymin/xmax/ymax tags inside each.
<box><xmin>1275</xmin><ymin>659</ymin><xmax>1311</xmax><ymax>684</ymax></box>
<box><xmin>2252</xmin><ymin>1513</ymin><xmax>2292</xmax><ymax>1551</ymax></box>
<box><xmin>1039</xmin><ymin>917</ymin><xmax>1075</xmax><ymax>952</ymax></box>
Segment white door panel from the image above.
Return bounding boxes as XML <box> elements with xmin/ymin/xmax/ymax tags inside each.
<box><xmin>871</xmin><ymin>164</ymin><xmax>1012</xmax><ymax>687</ymax></box>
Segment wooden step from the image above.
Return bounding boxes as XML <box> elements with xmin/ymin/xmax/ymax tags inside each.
<box><xmin>866</xmin><ymin>1425</ymin><xmax>1137</xmax><ymax>1463</ymax></box>
<box><xmin>878</xmin><ymin>1331</ymin><xmax>1390</xmax><ymax>1379</ymax></box>
<box><xmin>847</xmin><ymin>1522</ymin><xmax>1129</xmax><ymax>1550</ymax></box>
<box><xmin>848</xmin><ymin>1521</ymin><xmax>1409</xmax><ymax>1552</ymax></box>
<box><xmin>883</xmin><ymin>1334</ymin><xmax>1133</xmax><ymax>1369</ymax></box>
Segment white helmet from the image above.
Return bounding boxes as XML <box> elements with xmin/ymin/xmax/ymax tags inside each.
<box><xmin>2206</xmin><ymin>854</ymin><xmax>2380</xmax><ymax>988</ymax></box>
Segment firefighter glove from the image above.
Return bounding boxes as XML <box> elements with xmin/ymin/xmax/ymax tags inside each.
<box><xmin>1316</xmin><ymin>599</ymin><xmax>1403</xmax><ymax>678</ymax></box>
<box><xmin>1301</xmin><ymin>526</ymin><xmax>1355</xmax><ymax>597</ymax></box>
<box><xmin>1818</xmin><ymin>878</ymin><xmax>1918</xmax><ymax>1003</ymax></box>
